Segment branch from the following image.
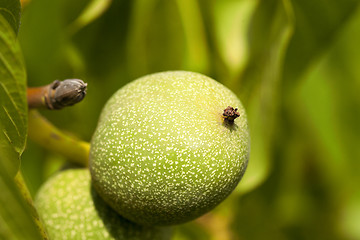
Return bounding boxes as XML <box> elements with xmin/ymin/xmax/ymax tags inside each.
<box><xmin>22</xmin><ymin>79</ymin><xmax>88</xmax><ymax>238</ymax></box>
<box><xmin>27</xmin><ymin>79</ymin><xmax>87</xmax><ymax>110</ymax></box>
<box><xmin>28</xmin><ymin>110</ymin><xmax>90</xmax><ymax>166</ymax></box>
<box><xmin>27</xmin><ymin>79</ymin><xmax>89</xmax><ymax>165</ymax></box>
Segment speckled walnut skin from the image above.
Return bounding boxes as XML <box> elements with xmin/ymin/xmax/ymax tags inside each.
<box><xmin>35</xmin><ymin>169</ymin><xmax>171</xmax><ymax>240</ymax></box>
<box><xmin>90</xmin><ymin>71</ymin><xmax>250</xmax><ymax>226</ymax></box>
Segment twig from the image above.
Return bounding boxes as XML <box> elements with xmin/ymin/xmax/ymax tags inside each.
<box><xmin>27</xmin><ymin>79</ymin><xmax>87</xmax><ymax>110</ymax></box>
<box><xmin>23</xmin><ymin>79</ymin><xmax>89</xmax><ymax>238</ymax></box>
<box><xmin>28</xmin><ymin>110</ymin><xmax>90</xmax><ymax>166</ymax></box>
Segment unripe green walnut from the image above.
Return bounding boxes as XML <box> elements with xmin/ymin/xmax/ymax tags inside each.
<box><xmin>35</xmin><ymin>169</ymin><xmax>171</xmax><ymax>240</ymax></box>
<box><xmin>90</xmin><ymin>71</ymin><xmax>250</xmax><ymax>226</ymax></box>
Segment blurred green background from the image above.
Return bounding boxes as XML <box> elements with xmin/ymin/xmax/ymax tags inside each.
<box><xmin>17</xmin><ymin>0</ymin><xmax>360</xmax><ymax>239</ymax></box>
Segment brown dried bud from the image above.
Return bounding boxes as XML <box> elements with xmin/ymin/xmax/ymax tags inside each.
<box><xmin>223</xmin><ymin>106</ymin><xmax>240</xmax><ymax>123</ymax></box>
<box><xmin>47</xmin><ymin>79</ymin><xmax>87</xmax><ymax>109</ymax></box>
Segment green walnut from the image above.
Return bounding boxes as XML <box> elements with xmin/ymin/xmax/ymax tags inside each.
<box><xmin>90</xmin><ymin>71</ymin><xmax>250</xmax><ymax>226</ymax></box>
<box><xmin>35</xmin><ymin>169</ymin><xmax>171</xmax><ymax>240</ymax></box>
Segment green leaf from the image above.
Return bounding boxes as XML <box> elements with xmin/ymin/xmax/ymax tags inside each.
<box><xmin>175</xmin><ymin>0</ymin><xmax>209</xmax><ymax>72</ymax></box>
<box><xmin>66</xmin><ymin>0</ymin><xmax>112</xmax><ymax>35</ymax></box>
<box><xmin>212</xmin><ymin>0</ymin><xmax>258</xmax><ymax>79</ymax></box>
<box><xmin>0</xmin><ymin>13</ymin><xmax>43</xmax><ymax>240</ymax></box>
<box><xmin>0</xmin><ymin>0</ymin><xmax>21</xmax><ymax>34</ymax></box>
<box><xmin>234</xmin><ymin>0</ymin><xmax>294</xmax><ymax>194</ymax></box>
<box><xmin>0</xmin><ymin>14</ymin><xmax>27</xmax><ymax>175</ymax></box>
<box><xmin>283</xmin><ymin>0</ymin><xmax>360</xmax><ymax>83</ymax></box>
<box><xmin>0</xmin><ymin>164</ymin><xmax>43</xmax><ymax>240</ymax></box>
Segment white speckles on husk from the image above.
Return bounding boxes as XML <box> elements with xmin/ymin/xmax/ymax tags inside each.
<box><xmin>90</xmin><ymin>71</ymin><xmax>250</xmax><ymax>226</ymax></box>
<box><xmin>35</xmin><ymin>169</ymin><xmax>171</xmax><ymax>240</ymax></box>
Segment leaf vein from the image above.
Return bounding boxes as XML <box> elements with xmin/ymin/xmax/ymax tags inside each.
<box><xmin>2</xmin><ymin>105</ymin><xmax>21</xmax><ymax>137</ymax></box>
<box><xmin>0</xmin><ymin>58</ymin><xmax>24</xmax><ymax>125</ymax></box>
<box><xmin>2</xmin><ymin>129</ymin><xmax>12</xmax><ymax>145</ymax></box>
<box><xmin>0</xmin><ymin>8</ymin><xmax>17</xmax><ymax>26</ymax></box>
<box><xmin>0</xmin><ymin>33</ymin><xmax>25</xmax><ymax>109</ymax></box>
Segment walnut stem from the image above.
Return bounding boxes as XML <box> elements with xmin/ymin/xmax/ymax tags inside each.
<box><xmin>28</xmin><ymin>110</ymin><xmax>90</xmax><ymax>167</ymax></box>
<box><xmin>27</xmin><ymin>79</ymin><xmax>87</xmax><ymax>110</ymax></box>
